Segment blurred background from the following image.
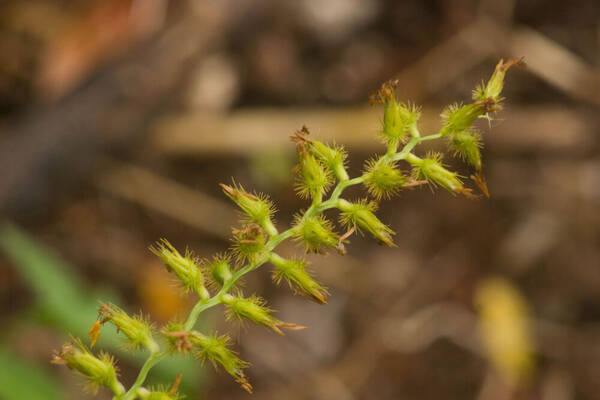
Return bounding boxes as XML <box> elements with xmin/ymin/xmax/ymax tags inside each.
<box><xmin>0</xmin><ymin>0</ymin><xmax>599</xmax><ymax>399</ymax></box>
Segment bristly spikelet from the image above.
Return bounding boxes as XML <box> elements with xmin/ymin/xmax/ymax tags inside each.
<box><xmin>362</xmin><ymin>157</ymin><xmax>407</xmax><ymax>200</ymax></box>
<box><xmin>160</xmin><ymin>321</ymin><xmax>193</xmax><ymax>355</ymax></box>
<box><xmin>269</xmin><ymin>254</ymin><xmax>328</xmax><ymax>304</ymax></box>
<box><xmin>309</xmin><ymin>140</ymin><xmax>349</xmax><ymax>181</ymax></box>
<box><xmin>221</xmin><ymin>293</ymin><xmax>306</xmax><ymax>335</ymax></box>
<box><xmin>292</xmin><ymin>213</ymin><xmax>339</xmax><ymax>253</ymax></box>
<box><xmin>291</xmin><ymin>125</ymin><xmax>349</xmax><ymax>182</ymax></box>
<box><xmin>190</xmin><ymin>332</ymin><xmax>252</xmax><ymax>393</ymax></box>
<box><xmin>220</xmin><ymin>181</ymin><xmax>277</xmax><ymax>236</ymax></box>
<box><xmin>294</xmin><ymin>152</ymin><xmax>333</xmax><ymax>201</ymax></box>
<box><xmin>51</xmin><ymin>338</ymin><xmax>124</xmax><ymax>395</ymax></box>
<box><xmin>473</xmin><ymin>57</ymin><xmax>525</xmax><ymax>103</ymax></box>
<box><xmin>338</xmin><ymin>199</ymin><xmax>395</xmax><ymax>247</ymax></box>
<box><xmin>440</xmin><ymin>102</ymin><xmax>483</xmax><ymax>137</ymax></box>
<box><xmin>150</xmin><ymin>239</ymin><xmax>209</xmax><ymax>299</ymax></box>
<box><xmin>372</xmin><ymin>80</ymin><xmax>421</xmax><ymax>146</ymax></box>
<box><xmin>407</xmin><ymin>152</ymin><xmax>463</xmax><ymax>193</ymax></box>
<box><xmin>231</xmin><ymin>224</ymin><xmax>267</xmax><ymax>264</ymax></box>
<box><xmin>449</xmin><ymin>129</ymin><xmax>483</xmax><ymax>170</ymax></box>
<box><xmin>207</xmin><ymin>253</ymin><xmax>233</xmax><ymax>287</ymax></box>
<box><xmin>97</xmin><ymin>303</ymin><xmax>158</xmax><ymax>353</ymax></box>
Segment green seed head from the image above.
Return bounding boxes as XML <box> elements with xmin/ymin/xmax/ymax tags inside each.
<box><xmin>362</xmin><ymin>157</ymin><xmax>407</xmax><ymax>200</ymax></box>
<box><xmin>208</xmin><ymin>253</ymin><xmax>233</xmax><ymax>286</ymax></box>
<box><xmin>190</xmin><ymin>331</ymin><xmax>252</xmax><ymax>393</ymax></box>
<box><xmin>440</xmin><ymin>103</ymin><xmax>483</xmax><ymax>136</ymax></box>
<box><xmin>449</xmin><ymin>130</ymin><xmax>483</xmax><ymax>170</ymax></box>
<box><xmin>474</xmin><ymin>58</ymin><xmax>525</xmax><ymax>102</ymax></box>
<box><xmin>150</xmin><ymin>239</ymin><xmax>209</xmax><ymax>300</ymax></box>
<box><xmin>231</xmin><ymin>224</ymin><xmax>267</xmax><ymax>264</ymax></box>
<box><xmin>222</xmin><ymin>293</ymin><xmax>305</xmax><ymax>335</ymax></box>
<box><xmin>98</xmin><ymin>303</ymin><xmax>158</xmax><ymax>353</ymax></box>
<box><xmin>161</xmin><ymin>322</ymin><xmax>192</xmax><ymax>354</ymax></box>
<box><xmin>338</xmin><ymin>199</ymin><xmax>395</xmax><ymax>247</ymax></box>
<box><xmin>309</xmin><ymin>140</ymin><xmax>349</xmax><ymax>181</ymax></box>
<box><xmin>52</xmin><ymin>338</ymin><xmax>124</xmax><ymax>395</ymax></box>
<box><xmin>220</xmin><ymin>181</ymin><xmax>277</xmax><ymax>235</ymax></box>
<box><xmin>270</xmin><ymin>253</ymin><xmax>328</xmax><ymax>304</ymax></box>
<box><xmin>408</xmin><ymin>152</ymin><xmax>463</xmax><ymax>192</ymax></box>
<box><xmin>292</xmin><ymin>214</ymin><xmax>339</xmax><ymax>253</ymax></box>
<box><xmin>295</xmin><ymin>153</ymin><xmax>333</xmax><ymax>201</ymax></box>
<box><xmin>381</xmin><ymin>98</ymin><xmax>421</xmax><ymax>146</ymax></box>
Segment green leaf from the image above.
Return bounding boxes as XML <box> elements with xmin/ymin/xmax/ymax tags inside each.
<box><xmin>0</xmin><ymin>222</ymin><xmax>204</xmax><ymax>394</ymax></box>
<box><xmin>0</xmin><ymin>346</ymin><xmax>62</xmax><ymax>400</ymax></box>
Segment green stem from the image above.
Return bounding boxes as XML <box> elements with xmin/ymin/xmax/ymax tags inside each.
<box><xmin>120</xmin><ymin>352</ymin><xmax>164</xmax><ymax>400</ymax></box>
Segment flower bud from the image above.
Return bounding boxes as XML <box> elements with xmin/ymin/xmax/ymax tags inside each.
<box><xmin>362</xmin><ymin>157</ymin><xmax>407</xmax><ymax>200</ymax></box>
<box><xmin>473</xmin><ymin>58</ymin><xmax>525</xmax><ymax>102</ymax></box>
<box><xmin>52</xmin><ymin>338</ymin><xmax>124</xmax><ymax>395</ymax></box>
<box><xmin>220</xmin><ymin>182</ymin><xmax>277</xmax><ymax>236</ymax></box>
<box><xmin>407</xmin><ymin>153</ymin><xmax>463</xmax><ymax>193</ymax></box>
<box><xmin>309</xmin><ymin>140</ymin><xmax>349</xmax><ymax>181</ymax></box>
<box><xmin>208</xmin><ymin>254</ymin><xmax>233</xmax><ymax>286</ymax></box>
<box><xmin>190</xmin><ymin>331</ymin><xmax>252</xmax><ymax>393</ymax></box>
<box><xmin>295</xmin><ymin>153</ymin><xmax>333</xmax><ymax>201</ymax></box>
<box><xmin>221</xmin><ymin>293</ymin><xmax>306</xmax><ymax>335</ymax></box>
<box><xmin>338</xmin><ymin>199</ymin><xmax>395</xmax><ymax>247</ymax></box>
<box><xmin>269</xmin><ymin>253</ymin><xmax>328</xmax><ymax>304</ymax></box>
<box><xmin>231</xmin><ymin>224</ymin><xmax>267</xmax><ymax>264</ymax></box>
<box><xmin>440</xmin><ymin>103</ymin><xmax>483</xmax><ymax>136</ymax></box>
<box><xmin>98</xmin><ymin>303</ymin><xmax>159</xmax><ymax>353</ymax></box>
<box><xmin>449</xmin><ymin>129</ymin><xmax>482</xmax><ymax>170</ymax></box>
<box><xmin>374</xmin><ymin>81</ymin><xmax>421</xmax><ymax>146</ymax></box>
<box><xmin>292</xmin><ymin>214</ymin><xmax>339</xmax><ymax>253</ymax></box>
<box><xmin>150</xmin><ymin>239</ymin><xmax>209</xmax><ymax>300</ymax></box>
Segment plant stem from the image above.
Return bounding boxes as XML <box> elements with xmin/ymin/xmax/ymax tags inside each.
<box><xmin>120</xmin><ymin>352</ymin><xmax>164</xmax><ymax>400</ymax></box>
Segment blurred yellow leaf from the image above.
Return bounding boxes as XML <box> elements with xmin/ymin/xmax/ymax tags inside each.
<box><xmin>475</xmin><ymin>277</ymin><xmax>535</xmax><ymax>387</ymax></box>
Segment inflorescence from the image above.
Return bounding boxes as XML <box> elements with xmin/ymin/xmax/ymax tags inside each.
<box><xmin>52</xmin><ymin>58</ymin><xmax>523</xmax><ymax>399</ymax></box>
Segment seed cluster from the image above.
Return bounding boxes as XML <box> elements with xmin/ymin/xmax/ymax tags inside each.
<box><xmin>52</xmin><ymin>59</ymin><xmax>522</xmax><ymax>399</ymax></box>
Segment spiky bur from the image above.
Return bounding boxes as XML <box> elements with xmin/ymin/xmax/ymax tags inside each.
<box><xmin>231</xmin><ymin>224</ymin><xmax>267</xmax><ymax>264</ymax></box>
<box><xmin>442</xmin><ymin>59</ymin><xmax>524</xmax><ymax>138</ymax></box>
<box><xmin>292</xmin><ymin>213</ymin><xmax>339</xmax><ymax>254</ymax></box>
<box><xmin>150</xmin><ymin>239</ymin><xmax>209</xmax><ymax>300</ymax></box>
<box><xmin>338</xmin><ymin>199</ymin><xmax>395</xmax><ymax>247</ymax></box>
<box><xmin>190</xmin><ymin>332</ymin><xmax>252</xmax><ymax>393</ymax></box>
<box><xmin>52</xmin><ymin>338</ymin><xmax>124</xmax><ymax>395</ymax></box>
<box><xmin>473</xmin><ymin>57</ymin><xmax>525</xmax><ymax>103</ymax></box>
<box><xmin>269</xmin><ymin>253</ymin><xmax>328</xmax><ymax>304</ymax></box>
<box><xmin>221</xmin><ymin>293</ymin><xmax>306</xmax><ymax>335</ymax></box>
<box><xmin>370</xmin><ymin>80</ymin><xmax>421</xmax><ymax>148</ymax></box>
<box><xmin>96</xmin><ymin>303</ymin><xmax>159</xmax><ymax>353</ymax></box>
<box><xmin>362</xmin><ymin>157</ymin><xmax>408</xmax><ymax>200</ymax></box>
<box><xmin>220</xmin><ymin>182</ymin><xmax>278</xmax><ymax>236</ymax></box>
<box><xmin>161</xmin><ymin>322</ymin><xmax>194</xmax><ymax>354</ymax></box>
<box><xmin>292</xmin><ymin>125</ymin><xmax>349</xmax><ymax>182</ymax></box>
<box><xmin>208</xmin><ymin>253</ymin><xmax>233</xmax><ymax>287</ymax></box>
<box><xmin>439</xmin><ymin>103</ymin><xmax>483</xmax><ymax>137</ymax></box>
<box><xmin>449</xmin><ymin>129</ymin><xmax>482</xmax><ymax>170</ymax></box>
<box><xmin>406</xmin><ymin>152</ymin><xmax>464</xmax><ymax>193</ymax></box>
<box><xmin>294</xmin><ymin>153</ymin><xmax>333</xmax><ymax>202</ymax></box>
